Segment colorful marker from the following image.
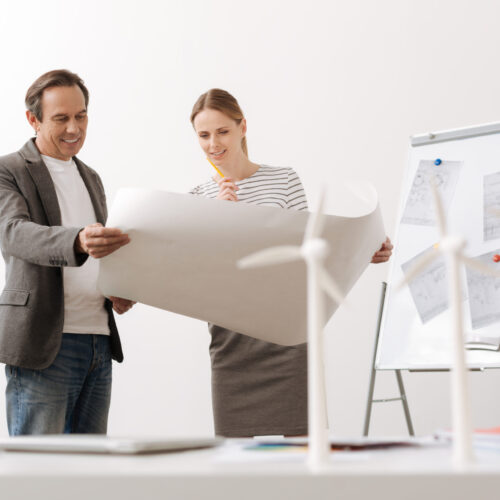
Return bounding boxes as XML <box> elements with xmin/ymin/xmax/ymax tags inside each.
<box><xmin>206</xmin><ymin>157</ymin><xmax>224</xmax><ymax>178</ymax></box>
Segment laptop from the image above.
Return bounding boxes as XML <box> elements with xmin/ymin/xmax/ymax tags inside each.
<box><xmin>0</xmin><ymin>435</ymin><xmax>223</xmax><ymax>454</ymax></box>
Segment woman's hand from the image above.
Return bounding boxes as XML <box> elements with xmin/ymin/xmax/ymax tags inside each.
<box><xmin>215</xmin><ymin>176</ymin><xmax>239</xmax><ymax>202</ymax></box>
<box><xmin>371</xmin><ymin>237</ymin><xmax>393</xmax><ymax>264</ymax></box>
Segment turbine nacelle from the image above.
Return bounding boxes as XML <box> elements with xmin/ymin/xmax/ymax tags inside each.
<box><xmin>438</xmin><ymin>235</ymin><xmax>466</xmax><ymax>254</ymax></box>
<box><xmin>301</xmin><ymin>238</ymin><xmax>330</xmax><ymax>261</ymax></box>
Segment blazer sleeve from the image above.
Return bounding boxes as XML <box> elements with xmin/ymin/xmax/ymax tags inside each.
<box><xmin>0</xmin><ymin>165</ymin><xmax>88</xmax><ymax>267</ymax></box>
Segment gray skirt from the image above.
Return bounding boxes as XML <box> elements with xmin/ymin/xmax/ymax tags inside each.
<box><xmin>208</xmin><ymin>324</ymin><xmax>308</xmax><ymax>437</ymax></box>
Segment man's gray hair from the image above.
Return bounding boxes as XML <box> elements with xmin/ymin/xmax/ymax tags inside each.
<box><xmin>25</xmin><ymin>69</ymin><xmax>89</xmax><ymax>121</ymax></box>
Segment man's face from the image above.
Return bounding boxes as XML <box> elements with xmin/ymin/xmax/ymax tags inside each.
<box><xmin>27</xmin><ymin>85</ymin><xmax>88</xmax><ymax>161</ymax></box>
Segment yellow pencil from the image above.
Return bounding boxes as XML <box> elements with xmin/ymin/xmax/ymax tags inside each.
<box><xmin>206</xmin><ymin>157</ymin><xmax>224</xmax><ymax>178</ymax></box>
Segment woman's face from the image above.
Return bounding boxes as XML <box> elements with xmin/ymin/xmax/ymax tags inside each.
<box><xmin>193</xmin><ymin>108</ymin><xmax>246</xmax><ymax>167</ymax></box>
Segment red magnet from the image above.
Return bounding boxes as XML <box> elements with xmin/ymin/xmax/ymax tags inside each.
<box><xmin>493</xmin><ymin>254</ymin><xmax>500</xmax><ymax>263</ymax></box>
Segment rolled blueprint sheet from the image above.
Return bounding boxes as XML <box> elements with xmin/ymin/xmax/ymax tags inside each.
<box><xmin>98</xmin><ymin>188</ymin><xmax>385</xmax><ymax>345</ymax></box>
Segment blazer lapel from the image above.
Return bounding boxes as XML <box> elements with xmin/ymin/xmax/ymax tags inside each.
<box><xmin>20</xmin><ymin>139</ymin><xmax>106</xmax><ymax>226</ymax></box>
<box><xmin>21</xmin><ymin>139</ymin><xmax>62</xmax><ymax>226</ymax></box>
<box><xmin>75</xmin><ymin>159</ymin><xmax>106</xmax><ymax>225</ymax></box>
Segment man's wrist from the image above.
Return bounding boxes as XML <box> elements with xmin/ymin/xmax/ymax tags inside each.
<box><xmin>74</xmin><ymin>230</ymin><xmax>86</xmax><ymax>254</ymax></box>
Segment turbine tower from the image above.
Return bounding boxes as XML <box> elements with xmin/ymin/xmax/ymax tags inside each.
<box><xmin>401</xmin><ymin>181</ymin><xmax>500</xmax><ymax>467</ymax></box>
<box><xmin>238</xmin><ymin>191</ymin><xmax>344</xmax><ymax>471</ymax></box>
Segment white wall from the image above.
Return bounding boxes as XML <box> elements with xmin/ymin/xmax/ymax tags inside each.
<box><xmin>1</xmin><ymin>0</ymin><xmax>500</xmax><ymax>438</ymax></box>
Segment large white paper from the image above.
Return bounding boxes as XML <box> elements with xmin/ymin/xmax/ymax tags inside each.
<box><xmin>98</xmin><ymin>189</ymin><xmax>384</xmax><ymax>345</ymax></box>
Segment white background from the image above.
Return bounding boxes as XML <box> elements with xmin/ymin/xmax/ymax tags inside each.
<box><xmin>1</xmin><ymin>0</ymin><xmax>500</xmax><ymax>438</ymax></box>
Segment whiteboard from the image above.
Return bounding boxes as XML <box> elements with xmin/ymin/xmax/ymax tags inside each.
<box><xmin>376</xmin><ymin>122</ymin><xmax>500</xmax><ymax>370</ymax></box>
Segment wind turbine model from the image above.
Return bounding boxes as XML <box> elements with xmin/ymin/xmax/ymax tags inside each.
<box><xmin>238</xmin><ymin>192</ymin><xmax>344</xmax><ymax>471</ymax></box>
<box><xmin>400</xmin><ymin>181</ymin><xmax>500</xmax><ymax>467</ymax></box>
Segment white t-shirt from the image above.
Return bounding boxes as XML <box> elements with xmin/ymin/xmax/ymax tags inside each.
<box><xmin>42</xmin><ymin>155</ymin><xmax>110</xmax><ymax>335</ymax></box>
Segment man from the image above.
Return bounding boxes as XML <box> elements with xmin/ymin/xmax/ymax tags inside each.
<box><xmin>0</xmin><ymin>69</ymin><xmax>134</xmax><ymax>435</ymax></box>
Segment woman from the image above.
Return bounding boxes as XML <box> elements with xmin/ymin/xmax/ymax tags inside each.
<box><xmin>190</xmin><ymin>89</ymin><xmax>392</xmax><ymax>437</ymax></box>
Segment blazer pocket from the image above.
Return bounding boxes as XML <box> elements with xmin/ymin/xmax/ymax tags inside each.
<box><xmin>0</xmin><ymin>289</ymin><xmax>30</xmax><ymax>306</ymax></box>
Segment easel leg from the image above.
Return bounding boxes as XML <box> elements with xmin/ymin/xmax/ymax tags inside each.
<box><xmin>363</xmin><ymin>282</ymin><xmax>415</xmax><ymax>437</ymax></box>
<box><xmin>363</xmin><ymin>362</ymin><xmax>377</xmax><ymax>436</ymax></box>
<box><xmin>395</xmin><ymin>369</ymin><xmax>414</xmax><ymax>436</ymax></box>
<box><xmin>363</xmin><ymin>282</ymin><xmax>387</xmax><ymax>437</ymax></box>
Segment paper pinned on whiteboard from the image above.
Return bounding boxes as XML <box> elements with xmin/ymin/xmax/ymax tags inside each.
<box><xmin>483</xmin><ymin>172</ymin><xmax>500</xmax><ymax>241</ymax></box>
<box><xmin>401</xmin><ymin>245</ymin><xmax>448</xmax><ymax>324</ymax></box>
<box><xmin>465</xmin><ymin>249</ymin><xmax>500</xmax><ymax>330</ymax></box>
<box><xmin>97</xmin><ymin>188</ymin><xmax>385</xmax><ymax>346</ymax></box>
<box><xmin>401</xmin><ymin>160</ymin><xmax>463</xmax><ymax>226</ymax></box>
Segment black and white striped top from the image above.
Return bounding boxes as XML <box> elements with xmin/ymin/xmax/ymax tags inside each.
<box><xmin>190</xmin><ymin>165</ymin><xmax>308</xmax><ymax>211</ymax></box>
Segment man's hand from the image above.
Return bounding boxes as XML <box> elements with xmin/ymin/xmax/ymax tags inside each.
<box><xmin>371</xmin><ymin>237</ymin><xmax>393</xmax><ymax>264</ymax></box>
<box><xmin>109</xmin><ymin>296</ymin><xmax>136</xmax><ymax>315</ymax></box>
<box><xmin>214</xmin><ymin>176</ymin><xmax>239</xmax><ymax>202</ymax></box>
<box><xmin>75</xmin><ymin>223</ymin><xmax>130</xmax><ymax>258</ymax></box>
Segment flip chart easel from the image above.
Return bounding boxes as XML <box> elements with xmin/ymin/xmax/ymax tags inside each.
<box><xmin>364</xmin><ymin>123</ymin><xmax>500</xmax><ymax>435</ymax></box>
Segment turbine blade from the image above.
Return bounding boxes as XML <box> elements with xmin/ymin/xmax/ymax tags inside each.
<box><xmin>430</xmin><ymin>176</ymin><xmax>447</xmax><ymax>236</ymax></box>
<box><xmin>237</xmin><ymin>246</ymin><xmax>302</xmax><ymax>269</ymax></box>
<box><xmin>398</xmin><ymin>249</ymin><xmax>440</xmax><ymax>290</ymax></box>
<box><xmin>461</xmin><ymin>256</ymin><xmax>500</xmax><ymax>279</ymax></box>
<box><xmin>304</xmin><ymin>188</ymin><xmax>326</xmax><ymax>241</ymax></box>
<box><xmin>319</xmin><ymin>271</ymin><xmax>344</xmax><ymax>305</ymax></box>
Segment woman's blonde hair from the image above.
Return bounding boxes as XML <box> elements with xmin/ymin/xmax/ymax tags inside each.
<box><xmin>190</xmin><ymin>88</ymin><xmax>248</xmax><ymax>157</ymax></box>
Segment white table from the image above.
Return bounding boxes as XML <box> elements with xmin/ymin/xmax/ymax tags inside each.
<box><xmin>1</xmin><ymin>439</ymin><xmax>500</xmax><ymax>500</ymax></box>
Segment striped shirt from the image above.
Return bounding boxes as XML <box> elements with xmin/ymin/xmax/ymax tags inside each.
<box><xmin>190</xmin><ymin>165</ymin><xmax>308</xmax><ymax>211</ymax></box>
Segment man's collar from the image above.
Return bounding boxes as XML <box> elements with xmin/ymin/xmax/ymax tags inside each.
<box><xmin>19</xmin><ymin>138</ymin><xmax>80</xmax><ymax>164</ymax></box>
<box><xmin>18</xmin><ymin>137</ymin><xmax>43</xmax><ymax>163</ymax></box>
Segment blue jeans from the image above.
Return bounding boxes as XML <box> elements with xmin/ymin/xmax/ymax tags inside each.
<box><xmin>5</xmin><ymin>333</ymin><xmax>112</xmax><ymax>436</ymax></box>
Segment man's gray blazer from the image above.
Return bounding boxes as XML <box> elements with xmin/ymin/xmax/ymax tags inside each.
<box><xmin>0</xmin><ymin>139</ymin><xmax>123</xmax><ymax>369</ymax></box>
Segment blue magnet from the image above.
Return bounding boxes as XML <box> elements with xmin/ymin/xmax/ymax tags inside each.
<box><xmin>434</xmin><ymin>158</ymin><xmax>442</xmax><ymax>166</ymax></box>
